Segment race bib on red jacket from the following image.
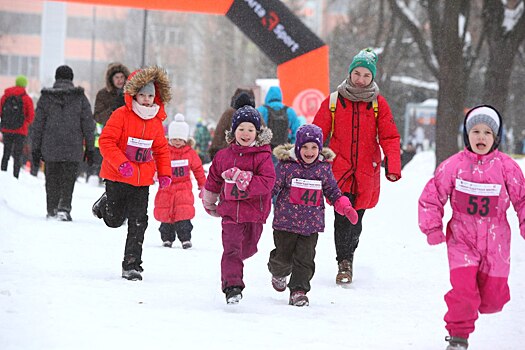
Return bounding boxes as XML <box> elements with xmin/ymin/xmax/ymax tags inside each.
<box><xmin>289</xmin><ymin>178</ymin><xmax>322</xmax><ymax>206</ymax></box>
<box><xmin>125</xmin><ymin>137</ymin><xmax>153</xmax><ymax>163</ymax></box>
<box><xmin>454</xmin><ymin>178</ymin><xmax>501</xmax><ymax>217</ymax></box>
<box><xmin>171</xmin><ymin>159</ymin><xmax>189</xmax><ymax>178</ymax></box>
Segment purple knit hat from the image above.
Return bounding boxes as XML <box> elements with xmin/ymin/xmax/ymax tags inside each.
<box><xmin>231</xmin><ymin>105</ymin><xmax>261</xmax><ymax>133</ymax></box>
<box><xmin>294</xmin><ymin>124</ymin><xmax>323</xmax><ymax>160</ymax></box>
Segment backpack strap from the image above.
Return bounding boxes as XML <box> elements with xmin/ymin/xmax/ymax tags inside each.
<box><xmin>328</xmin><ymin>91</ymin><xmax>338</xmax><ymax>142</ymax></box>
<box><xmin>372</xmin><ymin>98</ymin><xmax>378</xmax><ymax>119</ymax></box>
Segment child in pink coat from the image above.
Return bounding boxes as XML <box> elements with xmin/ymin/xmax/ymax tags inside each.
<box><xmin>202</xmin><ymin>103</ymin><xmax>275</xmax><ymax>305</ymax></box>
<box><xmin>418</xmin><ymin>105</ymin><xmax>525</xmax><ymax>350</ymax></box>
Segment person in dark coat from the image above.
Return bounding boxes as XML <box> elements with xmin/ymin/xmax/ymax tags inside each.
<box><xmin>268</xmin><ymin>124</ymin><xmax>357</xmax><ymax>307</ymax></box>
<box><xmin>0</xmin><ymin>75</ymin><xmax>34</xmax><ymax>178</ymax></box>
<box><xmin>208</xmin><ymin>88</ymin><xmax>256</xmax><ymax>161</ymax></box>
<box><xmin>31</xmin><ymin>65</ymin><xmax>95</xmax><ymax>221</ymax></box>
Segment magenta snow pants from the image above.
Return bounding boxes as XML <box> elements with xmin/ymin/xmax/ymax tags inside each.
<box><xmin>221</xmin><ymin>221</ymin><xmax>263</xmax><ymax>291</ymax></box>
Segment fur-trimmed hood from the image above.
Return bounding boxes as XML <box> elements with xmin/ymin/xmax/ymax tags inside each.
<box><xmin>124</xmin><ymin>66</ymin><xmax>171</xmax><ymax>104</ymax></box>
<box><xmin>273</xmin><ymin>143</ymin><xmax>336</xmax><ymax>162</ymax></box>
<box><xmin>105</xmin><ymin>62</ymin><xmax>130</xmax><ymax>92</ymax></box>
<box><xmin>225</xmin><ymin>126</ymin><xmax>273</xmax><ymax>147</ymax></box>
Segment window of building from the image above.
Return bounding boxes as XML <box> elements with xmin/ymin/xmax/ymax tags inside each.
<box><xmin>0</xmin><ymin>55</ymin><xmax>39</xmax><ymax>77</ymax></box>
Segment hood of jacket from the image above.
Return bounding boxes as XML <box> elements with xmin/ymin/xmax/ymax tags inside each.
<box><xmin>264</xmin><ymin>86</ymin><xmax>283</xmax><ymax>104</ymax></box>
<box><xmin>225</xmin><ymin>126</ymin><xmax>273</xmax><ymax>147</ymax></box>
<box><xmin>40</xmin><ymin>80</ymin><xmax>85</xmax><ymax>106</ymax></box>
<box><xmin>105</xmin><ymin>62</ymin><xmax>130</xmax><ymax>92</ymax></box>
<box><xmin>273</xmin><ymin>143</ymin><xmax>335</xmax><ymax>163</ymax></box>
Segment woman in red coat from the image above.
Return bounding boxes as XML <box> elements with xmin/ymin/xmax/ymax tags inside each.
<box><xmin>313</xmin><ymin>48</ymin><xmax>401</xmax><ymax>286</ymax></box>
<box><xmin>154</xmin><ymin>113</ymin><xmax>206</xmax><ymax>249</ymax></box>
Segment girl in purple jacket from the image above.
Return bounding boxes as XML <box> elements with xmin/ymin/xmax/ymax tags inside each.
<box><xmin>418</xmin><ymin>105</ymin><xmax>525</xmax><ymax>350</ymax></box>
<box><xmin>202</xmin><ymin>104</ymin><xmax>276</xmax><ymax>304</ymax></box>
<box><xmin>268</xmin><ymin>124</ymin><xmax>358</xmax><ymax>306</ymax></box>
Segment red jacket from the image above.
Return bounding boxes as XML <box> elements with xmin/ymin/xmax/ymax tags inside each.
<box><xmin>154</xmin><ymin>144</ymin><xmax>206</xmax><ymax>223</ymax></box>
<box><xmin>99</xmin><ymin>68</ymin><xmax>171</xmax><ymax>186</ymax></box>
<box><xmin>0</xmin><ymin>86</ymin><xmax>34</xmax><ymax>136</ymax></box>
<box><xmin>313</xmin><ymin>94</ymin><xmax>401</xmax><ymax>210</ymax></box>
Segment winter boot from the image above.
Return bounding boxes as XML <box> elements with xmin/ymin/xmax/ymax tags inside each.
<box><xmin>445</xmin><ymin>336</ymin><xmax>468</xmax><ymax>349</ymax></box>
<box><xmin>289</xmin><ymin>290</ymin><xmax>309</xmax><ymax>307</ymax></box>
<box><xmin>224</xmin><ymin>286</ymin><xmax>243</xmax><ymax>304</ymax></box>
<box><xmin>163</xmin><ymin>241</ymin><xmax>173</xmax><ymax>248</ymax></box>
<box><xmin>271</xmin><ymin>275</ymin><xmax>287</xmax><ymax>292</ymax></box>
<box><xmin>336</xmin><ymin>259</ymin><xmax>353</xmax><ymax>285</ymax></box>
<box><xmin>122</xmin><ymin>268</ymin><xmax>142</xmax><ymax>281</ymax></box>
<box><xmin>181</xmin><ymin>241</ymin><xmax>192</xmax><ymax>249</ymax></box>
<box><xmin>56</xmin><ymin>210</ymin><xmax>72</xmax><ymax>222</ymax></box>
<box><xmin>92</xmin><ymin>192</ymin><xmax>107</xmax><ymax>219</ymax></box>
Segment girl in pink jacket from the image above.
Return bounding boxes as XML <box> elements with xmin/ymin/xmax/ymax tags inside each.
<box><xmin>202</xmin><ymin>103</ymin><xmax>275</xmax><ymax>305</ymax></box>
<box><xmin>418</xmin><ymin>105</ymin><xmax>525</xmax><ymax>350</ymax></box>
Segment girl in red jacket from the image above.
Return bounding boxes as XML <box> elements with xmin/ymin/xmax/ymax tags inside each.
<box><xmin>153</xmin><ymin>113</ymin><xmax>206</xmax><ymax>249</ymax></box>
<box><xmin>92</xmin><ymin>66</ymin><xmax>172</xmax><ymax>281</ymax></box>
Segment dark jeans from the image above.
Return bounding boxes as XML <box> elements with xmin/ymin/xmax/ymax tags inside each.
<box><xmin>268</xmin><ymin>230</ymin><xmax>319</xmax><ymax>293</ymax></box>
<box><xmin>1</xmin><ymin>133</ymin><xmax>25</xmax><ymax>178</ymax></box>
<box><xmin>102</xmin><ymin>180</ymin><xmax>149</xmax><ymax>271</ymax></box>
<box><xmin>44</xmin><ymin>161</ymin><xmax>79</xmax><ymax>216</ymax></box>
<box><xmin>159</xmin><ymin>220</ymin><xmax>193</xmax><ymax>243</ymax></box>
<box><xmin>334</xmin><ymin>193</ymin><xmax>366</xmax><ymax>263</ymax></box>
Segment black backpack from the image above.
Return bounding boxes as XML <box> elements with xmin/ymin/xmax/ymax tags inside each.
<box><xmin>266</xmin><ymin>105</ymin><xmax>289</xmax><ymax>147</ymax></box>
<box><xmin>1</xmin><ymin>95</ymin><xmax>25</xmax><ymax>130</ymax></box>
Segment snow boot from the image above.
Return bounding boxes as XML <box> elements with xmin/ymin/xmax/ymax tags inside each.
<box><xmin>271</xmin><ymin>276</ymin><xmax>287</xmax><ymax>292</ymax></box>
<box><xmin>92</xmin><ymin>192</ymin><xmax>107</xmax><ymax>219</ymax></box>
<box><xmin>445</xmin><ymin>336</ymin><xmax>469</xmax><ymax>349</ymax></box>
<box><xmin>122</xmin><ymin>268</ymin><xmax>142</xmax><ymax>281</ymax></box>
<box><xmin>224</xmin><ymin>286</ymin><xmax>243</xmax><ymax>304</ymax></box>
<box><xmin>289</xmin><ymin>290</ymin><xmax>309</xmax><ymax>307</ymax></box>
<box><xmin>163</xmin><ymin>241</ymin><xmax>173</xmax><ymax>248</ymax></box>
<box><xmin>56</xmin><ymin>210</ymin><xmax>72</xmax><ymax>222</ymax></box>
<box><xmin>336</xmin><ymin>259</ymin><xmax>353</xmax><ymax>285</ymax></box>
<box><xmin>181</xmin><ymin>241</ymin><xmax>192</xmax><ymax>249</ymax></box>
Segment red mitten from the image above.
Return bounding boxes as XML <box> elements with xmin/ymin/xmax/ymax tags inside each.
<box><xmin>221</xmin><ymin>167</ymin><xmax>241</xmax><ymax>181</ymax></box>
<box><xmin>118</xmin><ymin>161</ymin><xmax>133</xmax><ymax>178</ymax></box>
<box><xmin>334</xmin><ymin>196</ymin><xmax>358</xmax><ymax>224</ymax></box>
<box><xmin>158</xmin><ymin>176</ymin><xmax>172</xmax><ymax>189</ymax></box>
<box><xmin>235</xmin><ymin>171</ymin><xmax>253</xmax><ymax>192</ymax></box>
<box><xmin>427</xmin><ymin>231</ymin><xmax>446</xmax><ymax>245</ymax></box>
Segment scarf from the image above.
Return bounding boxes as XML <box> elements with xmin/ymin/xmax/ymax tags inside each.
<box><xmin>337</xmin><ymin>78</ymin><xmax>379</xmax><ymax>103</ymax></box>
<box><xmin>132</xmin><ymin>99</ymin><xmax>160</xmax><ymax>120</ymax></box>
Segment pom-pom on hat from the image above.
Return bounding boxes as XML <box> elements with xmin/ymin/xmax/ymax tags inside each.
<box><xmin>15</xmin><ymin>75</ymin><xmax>28</xmax><ymax>88</ymax></box>
<box><xmin>231</xmin><ymin>105</ymin><xmax>261</xmax><ymax>133</ymax></box>
<box><xmin>348</xmin><ymin>48</ymin><xmax>378</xmax><ymax>79</ymax></box>
<box><xmin>463</xmin><ymin>104</ymin><xmax>502</xmax><ymax>151</ymax></box>
<box><xmin>55</xmin><ymin>65</ymin><xmax>74</xmax><ymax>81</ymax></box>
<box><xmin>294</xmin><ymin>124</ymin><xmax>323</xmax><ymax>160</ymax></box>
<box><xmin>168</xmin><ymin>113</ymin><xmax>190</xmax><ymax>141</ymax></box>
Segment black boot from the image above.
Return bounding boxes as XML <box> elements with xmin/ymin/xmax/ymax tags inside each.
<box><xmin>92</xmin><ymin>192</ymin><xmax>107</xmax><ymax>219</ymax></box>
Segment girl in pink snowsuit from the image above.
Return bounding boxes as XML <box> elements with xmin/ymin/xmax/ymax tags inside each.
<box><xmin>418</xmin><ymin>105</ymin><xmax>525</xmax><ymax>350</ymax></box>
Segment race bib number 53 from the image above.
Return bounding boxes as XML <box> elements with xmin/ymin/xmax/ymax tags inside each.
<box><xmin>454</xmin><ymin>179</ymin><xmax>501</xmax><ymax>217</ymax></box>
<box><xmin>289</xmin><ymin>178</ymin><xmax>322</xmax><ymax>206</ymax></box>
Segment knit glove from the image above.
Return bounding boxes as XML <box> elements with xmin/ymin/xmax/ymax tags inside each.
<box><xmin>158</xmin><ymin>176</ymin><xmax>172</xmax><ymax>189</ymax></box>
<box><xmin>84</xmin><ymin>150</ymin><xmax>94</xmax><ymax>167</ymax></box>
<box><xmin>202</xmin><ymin>189</ymin><xmax>220</xmax><ymax>217</ymax></box>
<box><xmin>222</xmin><ymin>167</ymin><xmax>253</xmax><ymax>192</ymax></box>
<box><xmin>118</xmin><ymin>161</ymin><xmax>133</xmax><ymax>178</ymax></box>
<box><xmin>221</xmin><ymin>167</ymin><xmax>242</xmax><ymax>181</ymax></box>
<box><xmin>333</xmin><ymin>196</ymin><xmax>358</xmax><ymax>225</ymax></box>
<box><xmin>427</xmin><ymin>230</ymin><xmax>446</xmax><ymax>245</ymax></box>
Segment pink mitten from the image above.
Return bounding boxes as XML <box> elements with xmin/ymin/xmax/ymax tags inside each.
<box><xmin>198</xmin><ymin>187</ymin><xmax>204</xmax><ymax>199</ymax></box>
<box><xmin>334</xmin><ymin>196</ymin><xmax>358</xmax><ymax>224</ymax></box>
<box><xmin>158</xmin><ymin>176</ymin><xmax>172</xmax><ymax>189</ymax></box>
<box><xmin>427</xmin><ymin>231</ymin><xmax>446</xmax><ymax>245</ymax></box>
<box><xmin>235</xmin><ymin>171</ymin><xmax>253</xmax><ymax>192</ymax></box>
<box><xmin>202</xmin><ymin>189</ymin><xmax>220</xmax><ymax>217</ymax></box>
<box><xmin>221</xmin><ymin>167</ymin><xmax>241</xmax><ymax>181</ymax></box>
<box><xmin>118</xmin><ymin>161</ymin><xmax>133</xmax><ymax>178</ymax></box>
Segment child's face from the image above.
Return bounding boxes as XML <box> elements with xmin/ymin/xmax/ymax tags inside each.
<box><xmin>136</xmin><ymin>92</ymin><xmax>154</xmax><ymax>107</ymax></box>
<box><xmin>300</xmin><ymin>142</ymin><xmax>319</xmax><ymax>164</ymax></box>
<box><xmin>468</xmin><ymin>123</ymin><xmax>495</xmax><ymax>155</ymax></box>
<box><xmin>169</xmin><ymin>138</ymin><xmax>186</xmax><ymax>148</ymax></box>
<box><xmin>235</xmin><ymin>122</ymin><xmax>257</xmax><ymax>146</ymax></box>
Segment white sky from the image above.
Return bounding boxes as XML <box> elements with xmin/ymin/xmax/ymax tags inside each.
<box><xmin>1</xmin><ymin>148</ymin><xmax>524</xmax><ymax>350</ymax></box>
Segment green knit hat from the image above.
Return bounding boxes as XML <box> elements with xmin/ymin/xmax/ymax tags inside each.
<box><xmin>348</xmin><ymin>48</ymin><xmax>378</xmax><ymax>79</ymax></box>
<box><xmin>15</xmin><ymin>75</ymin><xmax>28</xmax><ymax>88</ymax></box>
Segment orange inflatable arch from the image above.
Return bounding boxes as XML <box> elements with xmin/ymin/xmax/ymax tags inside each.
<box><xmin>59</xmin><ymin>0</ymin><xmax>329</xmax><ymax>120</ymax></box>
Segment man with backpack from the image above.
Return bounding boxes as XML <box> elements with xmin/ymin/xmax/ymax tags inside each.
<box><xmin>257</xmin><ymin>86</ymin><xmax>300</xmax><ymax>164</ymax></box>
<box><xmin>0</xmin><ymin>75</ymin><xmax>35</xmax><ymax>179</ymax></box>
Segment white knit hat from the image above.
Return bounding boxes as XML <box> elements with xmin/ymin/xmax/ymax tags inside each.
<box><xmin>465</xmin><ymin>106</ymin><xmax>500</xmax><ymax>135</ymax></box>
<box><xmin>168</xmin><ymin>113</ymin><xmax>190</xmax><ymax>141</ymax></box>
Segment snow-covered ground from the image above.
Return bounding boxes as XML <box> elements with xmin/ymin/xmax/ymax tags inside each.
<box><xmin>1</xmin><ymin>150</ymin><xmax>524</xmax><ymax>349</ymax></box>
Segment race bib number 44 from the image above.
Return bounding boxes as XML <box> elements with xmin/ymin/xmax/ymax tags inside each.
<box><xmin>125</xmin><ymin>137</ymin><xmax>153</xmax><ymax>163</ymax></box>
<box><xmin>289</xmin><ymin>178</ymin><xmax>322</xmax><ymax>206</ymax></box>
<box><xmin>171</xmin><ymin>159</ymin><xmax>189</xmax><ymax>178</ymax></box>
<box><xmin>454</xmin><ymin>179</ymin><xmax>501</xmax><ymax>217</ymax></box>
